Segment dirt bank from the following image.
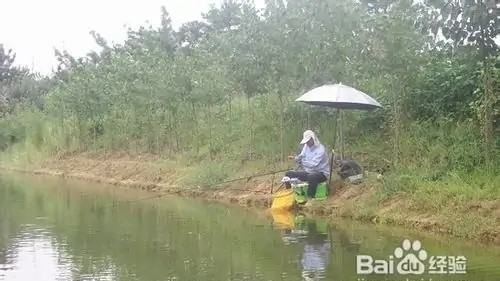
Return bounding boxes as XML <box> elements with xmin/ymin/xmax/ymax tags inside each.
<box><xmin>2</xmin><ymin>153</ymin><xmax>500</xmax><ymax>244</ymax></box>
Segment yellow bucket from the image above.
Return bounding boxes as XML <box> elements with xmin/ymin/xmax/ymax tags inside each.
<box><xmin>271</xmin><ymin>189</ymin><xmax>295</xmax><ymax>211</ymax></box>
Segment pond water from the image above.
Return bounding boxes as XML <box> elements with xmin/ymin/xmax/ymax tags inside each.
<box><xmin>0</xmin><ymin>174</ymin><xmax>499</xmax><ymax>281</ymax></box>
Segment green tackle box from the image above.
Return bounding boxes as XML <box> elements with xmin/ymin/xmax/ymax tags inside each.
<box><xmin>294</xmin><ymin>182</ymin><xmax>329</xmax><ymax>203</ymax></box>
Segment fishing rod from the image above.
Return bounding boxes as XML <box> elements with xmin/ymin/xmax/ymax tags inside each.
<box><xmin>210</xmin><ymin>168</ymin><xmax>290</xmax><ymax>187</ymax></box>
<box><xmin>124</xmin><ymin>168</ymin><xmax>291</xmax><ymax>203</ymax></box>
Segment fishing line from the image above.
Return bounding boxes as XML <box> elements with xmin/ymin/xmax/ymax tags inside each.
<box><xmin>123</xmin><ymin>169</ymin><xmax>291</xmax><ymax>203</ymax></box>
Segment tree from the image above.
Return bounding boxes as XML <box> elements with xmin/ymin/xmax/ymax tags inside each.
<box><xmin>176</xmin><ymin>21</ymin><xmax>211</xmax><ymax>51</ymax></box>
<box><xmin>0</xmin><ymin>1</ymin><xmax>496</xmax><ymax>181</ymax></box>
<box><xmin>0</xmin><ymin>44</ymin><xmax>21</xmax><ymax>82</ymax></box>
<box><xmin>425</xmin><ymin>0</ymin><xmax>498</xmax><ymax>168</ymax></box>
<box><xmin>203</xmin><ymin>0</ymin><xmax>244</xmax><ymax>32</ymax></box>
<box><xmin>159</xmin><ymin>6</ymin><xmax>177</xmax><ymax>54</ymax></box>
<box><xmin>427</xmin><ymin>0</ymin><xmax>498</xmax><ymax>58</ymax></box>
<box><xmin>0</xmin><ymin>45</ymin><xmax>47</xmax><ymax>116</ymax></box>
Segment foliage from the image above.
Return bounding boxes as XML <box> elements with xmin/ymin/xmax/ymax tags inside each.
<box><xmin>407</xmin><ymin>55</ymin><xmax>480</xmax><ymax>121</ymax></box>
<box><xmin>0</xmin><ymin>44</ymin><xmax>18</xmax><ymax>82</ymax></box>
<box><xmin>426</xmin><ymin>0</ymin><xmax>499</xmax><ymax>58</ymax></box>
<box><xmin>0</xmin><ymin>0</ymin><xmax>498</xmax><ymax>188</ymax></box>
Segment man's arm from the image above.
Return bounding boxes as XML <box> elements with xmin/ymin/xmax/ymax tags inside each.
<box><xmin>301</xmin><ymin>146</ymin><xmax>326</xmax><ymax>167</ymax></box>
<box><xmin>294</xmin><ymin>144</ymin><xmax>306</xmax><ymax>161</ymax></box>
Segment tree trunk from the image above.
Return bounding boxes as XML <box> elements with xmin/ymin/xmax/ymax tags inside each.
<box><xmin>247</xmin><ymin>95</ymin><xmax>254</xmax><ymax>160</ymax></box>
<box><xmin>279</xmin><ymin>93</ymin><xmax>285</xmax><ymax>163</ymax></box>
<box><xmin>167</xmin><ymin>112</ymin><xmax>173</xmax><ymax>157</ymax></box>
<box><xmin>77</xmin><ymin>118</ymin><xmax>82</xmax><ymax>152</ymax></box>
<box><xmin>172</xmin><ymin>110</ymin><xmax>180</xmax><ymax>152</ymax></box>
<box><xmin>93</xmin><ymin>123</ymin><xmax>97</xmax><ymax>152</ymax></box>
<box><xmin>208</xmin><ymin>105</ymin><xmax>214</xmax><ymax>160</ymax></box>
<box><xmin>392</xmin><ymin>81</ymin><xmax>401</xmax><ymax>168</ymax></box>
<box><xmin>191</xmin><ymin>102</ymin><xmax>199</xmax><ymax>154</ymax></box>
<box><xmin>160</xmin><ymin>109</ymin><xmax>168</xmax><ymax>156</ymax></box>
<box><xmin>228</xmin><ymin>93</ymin><xmax>232</xmax><ymax>135</ymax></box>
<box><xmin>61</xmin><ymin>104</ymin><xmax>66</xmax><ymax>152</ymax></box>
<box><xmin>480</xmin><ymin>61</ymin><xmax>497</xmax><ymax>170</ymax></box>
<box><xmin>133</xmin><ymin>107</ymin><xmax>138</xmax><ymax>155</ymax></box>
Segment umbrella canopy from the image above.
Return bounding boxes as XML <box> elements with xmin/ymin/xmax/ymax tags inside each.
<box><xmin>296</xmin><ymin>83</ymin><xmax>382</xmax><ymax>110</ymax></box>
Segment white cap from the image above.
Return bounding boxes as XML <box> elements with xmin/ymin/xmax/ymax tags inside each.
<box><xmin>281</xmin><ymin>176</ymin><xmax>291</xmax><ymax>183</ymax></box>
<box><xmin>300</xmin><ymin>130</ymin><xmax>315</xmax><ymax>144</ymax></box>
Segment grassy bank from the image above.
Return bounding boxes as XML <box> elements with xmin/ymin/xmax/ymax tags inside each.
<box><xmin>1</xmin><ymin>104</ymin><xmax>498</xmax><ymax>243</ymax></box>
<box><xmin>2</xmin><ymin>150</ymin><xmax>499</xmax><ymax>244</ymax></box>
<box><xmin>1</xmin><ymin>108</ymin><xmax>498</xmax><ymax>245</ymax></box>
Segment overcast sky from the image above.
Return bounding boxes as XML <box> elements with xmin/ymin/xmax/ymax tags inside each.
<box><xmin>1</xmin><ymin>0</ymin><xmax>263</xmax><ymax>74</ymax></box>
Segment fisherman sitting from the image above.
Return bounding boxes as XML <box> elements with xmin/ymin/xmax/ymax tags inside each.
<box><xmin>285</xmin><ymin>130</ymin><xmax>330</xmax><ymax>199</ymax></box>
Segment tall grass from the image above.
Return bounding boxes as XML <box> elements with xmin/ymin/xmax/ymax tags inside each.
<box><xmin>2</xmin><ymin>96</ymin><xmax>497</xmax><ymax>195</ymax></box>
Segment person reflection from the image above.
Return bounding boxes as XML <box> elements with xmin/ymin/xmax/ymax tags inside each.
<box><xmin>271</xmin><ymin>213</ymin><xmax>331</xmax><ymax>280</ymax></box>
<box><xmin>300</xmin><ymin>220</ymin><xmax>330</xmax><ymax>281</ymax></box>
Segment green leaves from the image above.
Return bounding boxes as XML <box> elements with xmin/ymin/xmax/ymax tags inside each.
<box><xmin>0</xmin><ymin>0</ymin><xmax>498</xmax><ymax>173</ymax></box>
<box><xmin>0</xmin><ymin>44</ymin><xmax>18</xmax><ymax>82</ymax></box>
<box><xmin>428</xmin><ymin>0</ymin><xmax>499</xmax><ymax>58</ymax></box>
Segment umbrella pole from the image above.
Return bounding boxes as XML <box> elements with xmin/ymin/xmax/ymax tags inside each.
<box><xmin>339</xmin><ymin>109</ymin><xmax>344</xmax><ymax>160</ymax></box>
<box><xmin>328</xmin><ymin>108</ymin><xmax>341</xmax><ymax>190</ymax></box>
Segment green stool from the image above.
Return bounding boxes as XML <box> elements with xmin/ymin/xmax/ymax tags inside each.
<box><xmin>294</xmin><ymin>182</ymin><xmax>329</xmax><ymax>204</ymax></box>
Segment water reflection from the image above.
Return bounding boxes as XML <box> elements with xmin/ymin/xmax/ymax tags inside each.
<box><xmin>0</xmin><ymin>226</ymin><xmax>74</xmax><ymax>281</ymax></box>
<box><xmin>1</xmin><ymin>174</ymin><xmax>500</xmax><ymax>281</ymax></box>
<box><xmin>300</xmin><ymin>221</ymin><xmax>330</xmax><ymax>281</ymax></box>
<box><xmin>272</xmin><ymin>211</ymin><xmax>331</xmax><ymax>281</ymax></box>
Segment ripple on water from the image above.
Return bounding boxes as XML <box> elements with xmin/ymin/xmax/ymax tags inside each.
<box><xmin>0</xmin><ymin>227</ymin><xmax>74</xmax><ymax>281</ymax></box>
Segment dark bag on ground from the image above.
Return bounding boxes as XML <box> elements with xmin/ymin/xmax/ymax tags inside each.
<box><xmin>337</xmin><ymin>160</ymin><xmax>363</xmax><ymax>184</ymax></box>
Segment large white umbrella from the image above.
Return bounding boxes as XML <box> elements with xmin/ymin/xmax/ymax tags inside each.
<box><xmin>296</xmin><ymin>83</ymin><xmax>382</xmax><ymax>110</ymax></box>
<box><xmin>296</xmin><ymin>83</ymin><xmax>382</xmax><ymax>184</ymax></box>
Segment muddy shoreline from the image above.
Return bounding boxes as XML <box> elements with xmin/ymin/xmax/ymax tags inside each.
<box><xmin>1</xmin><ymin>165</ymin><xmax>275</xmax><ymax>209</ymax></box>
<box><xmin>2</xmin><ymin>154</ymin><xmax>499</xmax><ymax>244</ymax></box>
